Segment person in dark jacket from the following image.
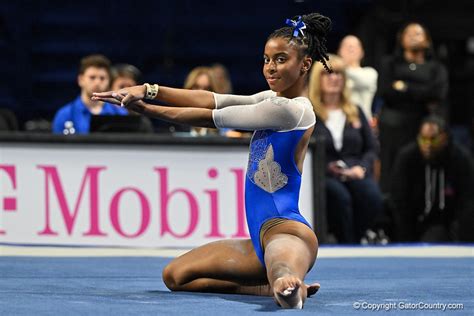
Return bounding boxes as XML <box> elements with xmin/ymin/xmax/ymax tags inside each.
<box><xmin>377</xmin><ymin>22</ymin><xmax>449</xmax><ymax>192</ymax></box>
<box><xmin>310</xmin><ymin>55</ymin><xmax>383</xmax><ymax>243</ymax></box>
<box><xmin>390</xmin><ymin>116</ymin><xmax>474</xmax><ymax>242</ymax></box>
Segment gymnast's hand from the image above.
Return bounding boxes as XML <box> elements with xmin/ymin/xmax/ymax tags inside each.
<box><xmin>92</xmin><ymin>85</ymin><xmax>146</xmax><ymax>107</ymax></box>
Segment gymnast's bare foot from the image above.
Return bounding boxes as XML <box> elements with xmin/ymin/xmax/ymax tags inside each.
<box><xmin>306</xmin><ymin>282</ymin><xmax>320</xmax><ymax>298</ymax></box>
<box><xmin>252</xmin><ymin>281</ymin><xmax>318</xmax><ymax>298</ymax></box>
<box><xmin>273</xmin><ymin>275</ymin><xmax>305</xmax><ymax>309</ymax></box>
<box><xmin>273</xmin><ymin>276</ymin><xmax>321</xmax><ymax>309</ymax></box>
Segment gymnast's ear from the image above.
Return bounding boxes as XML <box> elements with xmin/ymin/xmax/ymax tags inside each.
<box><xmin>301</xmin><ymin>56</ymin><xmax>312</xmax><ymax>74</ymax></box>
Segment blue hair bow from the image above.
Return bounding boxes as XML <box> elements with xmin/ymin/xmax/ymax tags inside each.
<box><xmin>285</xmin><ymin>16</ymin><xmax>306</xmax><ymax>38</ymax></box>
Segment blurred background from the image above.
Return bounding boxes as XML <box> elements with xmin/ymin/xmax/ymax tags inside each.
<box><xmin>0</xmin><ymin>0</ymin><xmax>473</xmax><ymax>245</ymax></box>
<box><xmin>1</xmin><ymin>0</ymin><xmax>473</xmax><ymax>133</ymax></box>
<box><xmin>0</xmin><ymin>4</ymin><xmax>472</xmax><ymax>313</ymax></box>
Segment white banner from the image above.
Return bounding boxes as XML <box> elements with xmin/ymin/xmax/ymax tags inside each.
<box><xmin>0</xmin><ymin>142</ymin><xmax>313</xmax><ymax>248</ymax></box>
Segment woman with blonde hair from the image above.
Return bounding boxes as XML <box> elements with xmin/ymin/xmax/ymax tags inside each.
<box><xmin>309</xmin><ymin>54</ymin><xmax>383</xmax><ymax>243</ymax></box>
<box><xmin>183</xmin><ymin>66</ymin><xmax>219</xmax><ymax>136</ymax></box>
<box><xmin>184</xmin><ymin>66</ymin><xmax>218</xmax><ymax>91</ymax></box>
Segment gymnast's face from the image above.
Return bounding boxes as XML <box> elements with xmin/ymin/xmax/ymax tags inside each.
<box><xmin>263</xmin><ymin>37</ymin><xmax>308</xmax><ymax>94</ymax></box>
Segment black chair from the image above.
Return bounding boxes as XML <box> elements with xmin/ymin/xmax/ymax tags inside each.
<box><xmin>0</xmin><ymin>108</ymin><xmax>19</xmax><ymax>131</ymax></box>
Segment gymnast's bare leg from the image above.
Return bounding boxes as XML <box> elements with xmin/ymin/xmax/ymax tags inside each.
<box><xmin>162</xmin><ymin>232</ymin><xmax>319</xmax><ymax>302</ymax></box>
<box><xmin>162</xmin><ymin>239</ymin><xmax>269</xmax><ymax>295</ymax></box>
<box><xmin>262</xmin><ymin>220</ymin><xmax>319</xmax><ymax>308</ymax></box>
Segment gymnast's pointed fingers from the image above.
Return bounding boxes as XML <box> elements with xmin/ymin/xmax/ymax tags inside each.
<box><xmin>92</xmin><ymin>91</ymin><xmax>126</xmax><ymax>103</ymax></box>
<box><xmin>92</xmin><ymin>90</ymin><xmax>116</xmax><ymax>98</ymax></box>
<box><xmin>121</xmin><ymin>93</ymin><xmax>135</xmax><ymax>107</ymax></box>
<box><xmin>91</xmin><ymin>96</ymin><xmax>121</xmax><ymax>105</ymax></box>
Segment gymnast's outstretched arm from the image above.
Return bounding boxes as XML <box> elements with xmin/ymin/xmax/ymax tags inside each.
<box><xmin>93</xmin><ymin>85</ymin><xmax>215</xmax><ymax>109</ymax></box>
<box><xmin>92</xmin><ymin>84</ymin><xmax>275</xmax><ymax>110</ymax></box>
<box><xmin>92</xmin><ymin>91</ymin><xmax>306</xmax><ymax>130</ymax></box>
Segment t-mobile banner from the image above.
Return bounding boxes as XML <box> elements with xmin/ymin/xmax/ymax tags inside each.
<box><xmin>0</xmin><ymin>143</ymin><xmax>313</xmax><ymax>248</ymax></box>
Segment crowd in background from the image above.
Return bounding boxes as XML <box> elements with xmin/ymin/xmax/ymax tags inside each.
<box><xmin>0</xmin><ymin>22</ymin><xmax>472</xmax><ymax>244</ymax></box>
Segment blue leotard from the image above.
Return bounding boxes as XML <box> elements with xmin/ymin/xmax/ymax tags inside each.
<box><xmin>212</xmin><ymin>91</ymin><xmax>316</xmax><ymax>266</ymax></box>
<box><xmin>245</xmin><ymin>129</ymin><xmax>312</xmax><ymax>265</ymax></box>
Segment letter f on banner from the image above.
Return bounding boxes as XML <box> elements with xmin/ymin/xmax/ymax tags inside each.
<box><xmin>0</xmin><ymin>165</ymin><xmax>17</xmax><ymax>235</ymax></box>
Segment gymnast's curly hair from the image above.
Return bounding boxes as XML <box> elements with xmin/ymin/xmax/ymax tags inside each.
<box><xmin>268</xmin><ymin>13</ymin><xmax>332</xmax><ymax>72</ymax></box>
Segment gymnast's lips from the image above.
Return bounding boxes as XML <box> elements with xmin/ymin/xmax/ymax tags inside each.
<box><xmin>266</xmin><ymin>77</ymin><xmax>280</xmax><ymax>84</ymax></box>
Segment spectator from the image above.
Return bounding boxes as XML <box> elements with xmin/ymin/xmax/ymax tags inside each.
<box><xmin>211</xmin><ymin>63</ymin><xmax>251</xmax><ymax>138</ymax></box>
<box><xmin>338</xmin><ymin>35</ymin><xmax>378</xmax><ymax>124</ymax></box>
<box><xmin>310</xmin><ymin>55</ymin><xmax>383</xmax><ymax>243</ymax></box>
<box><xmin>110</xmin><ymin>64</ymin><xmax>153</xmax><ymax>133</ymax></box>
<box><xmin>52</xmin><ymin>54</ymin><xmax>127</xmax><ymax>134</ymax></box>
<box><xmin>111</xmin><ymin>64</ymin><xmax>142</xmax><ymax>91</ymax></box>
<box><xmin>390</xmin><ymin>116</ymin><xmax>474</xmax><ymax>242</ymax></box>
<box><xmin>377</xmin><ymin>22</ymin><xmax>449</xmax><ymax>192</ymax></box>
<box><xmin>184</xmin><ymin>66</ymin><xmax>219</xmax><ymax>136</ymax></box>
<box><xmin>211</xmin><ymin>63</ymin><xmax>233</xmax><ymax>94</ymax></box>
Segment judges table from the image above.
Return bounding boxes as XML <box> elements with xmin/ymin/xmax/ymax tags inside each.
<box><xmin>0</xmin><ymin>132</ymin><xmax>327</xmax><ymax>247</ymax></box>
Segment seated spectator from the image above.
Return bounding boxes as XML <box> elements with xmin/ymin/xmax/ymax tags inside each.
<box><xmin>309</xmin><ymin>54</ymin><xmax>383</xmax><ymax>243</ymax></box>
<box><xmin>211</xmin><ymin>63</ymin><xmax>233</xmax><ymax>94</ymax></box>
<box><xmin>111</xmin><ymin>63</ymin><xmax>142</xmax><ymax>90</ymax></box>
<box><xmin>211</xmin><ymin>63</ymin><xmax>251</xmax><ymax>138</ymax></box>
<box><xmin>390</xmin><ymin>116</ymin><xmax>474</xmax><ymax>242</ymax></box>
<box><xmin>52</xmin><ymin>54</ymin><xmax>127</xmax><ymax>134</ymax></box>
<box><xmin>110</xmin><ymin>63</ymin><xmax>153</xmax><ymax>133</ymax></box>
<box><xmin>184</xmin><ymin>66</ymin><xmax>219</xmax><ymax>136</ymax></box>
<box><xmin>338</xmin><ymin>35</ymin><xmax>378</xmax><ymax>125</ymax></box>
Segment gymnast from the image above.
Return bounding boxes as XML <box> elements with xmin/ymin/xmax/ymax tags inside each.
<box><xmin>93</xmin><ymin>12</ymin><xmax>332</xmax><ymax>309</ymax></box>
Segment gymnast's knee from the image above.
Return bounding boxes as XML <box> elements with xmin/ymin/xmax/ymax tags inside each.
<box><xmin>162</xmin><ymin>263</ymin><xmax>185</xmax><ymax>291</ymax></box>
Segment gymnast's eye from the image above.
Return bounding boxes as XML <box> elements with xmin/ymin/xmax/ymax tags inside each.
<box><xmin>263</xmin><ymin>56</ymin><xmax>270</xmax><ymax>64</ymax></box>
